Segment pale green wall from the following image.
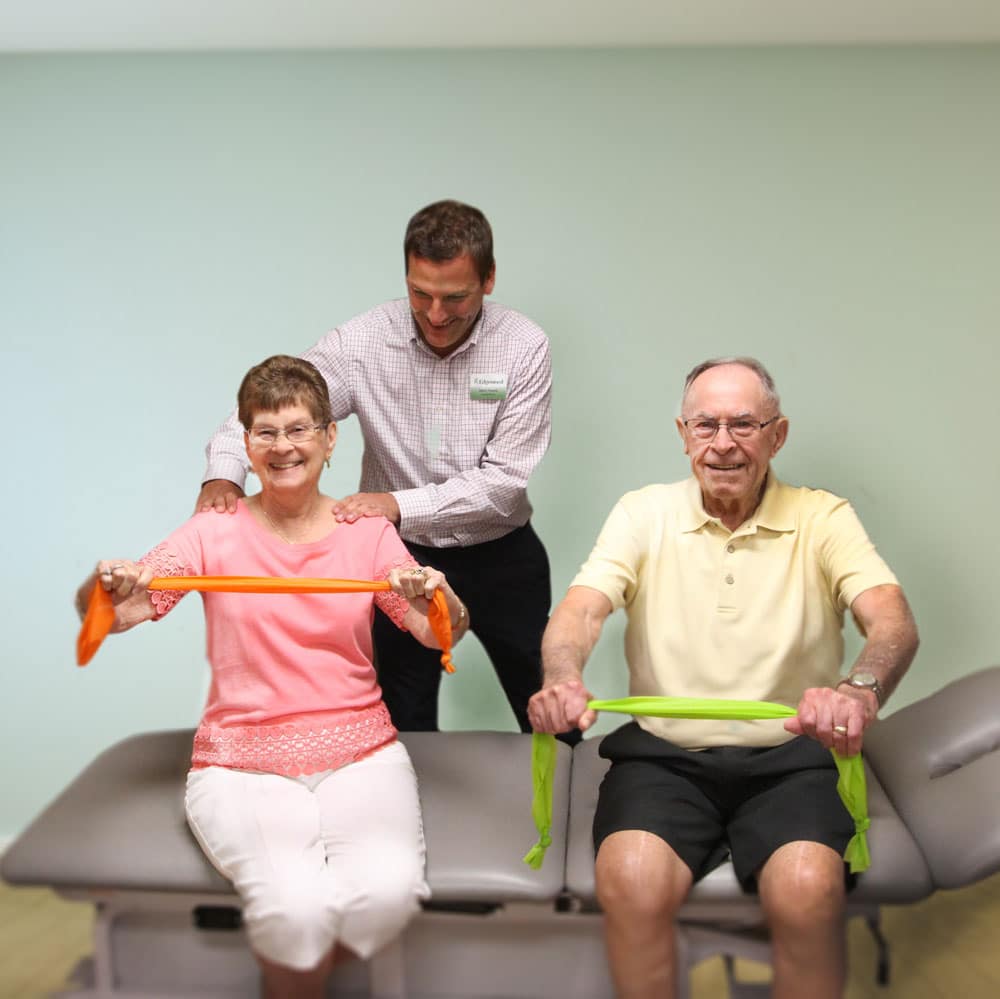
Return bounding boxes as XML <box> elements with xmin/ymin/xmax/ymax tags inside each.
<box><xmin>2</xmin><ymin>47</ymin><xmax>998</xmax><ymax>841</ymax></box>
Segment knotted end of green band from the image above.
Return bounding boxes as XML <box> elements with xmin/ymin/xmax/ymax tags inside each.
<box><xmin>523</xmin><ymin>732</ymin><xmax>558</xmax><ymax>870</ymax></box>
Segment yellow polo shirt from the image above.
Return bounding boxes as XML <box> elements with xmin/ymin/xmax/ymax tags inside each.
<box><xmin>572</xmin><ymin>475</ymin><xmax>898</xmax><ymax>749</ymax></box>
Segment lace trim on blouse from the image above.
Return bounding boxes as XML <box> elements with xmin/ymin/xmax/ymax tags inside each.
<box><xmin>192</xmin><ymin>702</ymin><xmax>397</xmax><ymax>776</ymax></box>
<box><xmin>138</xmin><ymin>543</ymin><xmax>197</xmax><ymax>617</ymax></box>
<box><xmin>374</xmin><ymin>555</ymin><xmax>419</xmax><ymax>628</ymax></box>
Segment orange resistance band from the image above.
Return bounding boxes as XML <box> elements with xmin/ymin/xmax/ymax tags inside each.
<box><xmin>76</xmin><ymin>576</ymin><xmax>455</xmax><ymax>673</ymax></box>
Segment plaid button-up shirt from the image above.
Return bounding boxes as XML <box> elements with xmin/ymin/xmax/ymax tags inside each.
<box><xmin>204</xmin><ymin>298</ymin><xmax>552</xmax><ymax>548</ymax></box>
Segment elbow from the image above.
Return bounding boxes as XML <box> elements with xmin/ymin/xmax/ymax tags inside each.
<box><xmin>902</xmin><ymin>598</ymin><xmax>920</xmax><ymax>659</ymax></box>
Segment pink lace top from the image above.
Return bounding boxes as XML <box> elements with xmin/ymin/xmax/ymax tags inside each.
<box><xmin>139</xmin><ymin>502</ymin><xmax>417</xmax><ymax>776</ymax></box>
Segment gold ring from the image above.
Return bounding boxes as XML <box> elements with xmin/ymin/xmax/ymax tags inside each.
<box><xmin>833</xmin><ymin>724</ymin><xmax>848</xmax><ymax>735</ymax></box>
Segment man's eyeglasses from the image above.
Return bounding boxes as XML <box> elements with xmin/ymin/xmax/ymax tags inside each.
<box><xmin>682</xmin><ymin>416</ymin><xmax>779</xmax><ymax>441</ymax></box>
<box><xmin>246</xmin><ymin>424</ymin><xmax>324</xmax><ymax>447</ymax></box>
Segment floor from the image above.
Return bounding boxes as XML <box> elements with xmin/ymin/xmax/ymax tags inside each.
<box><xmin>2</xmin><ymin>874</ymin><xmax>999</xmax><ymax>997</ymax></box>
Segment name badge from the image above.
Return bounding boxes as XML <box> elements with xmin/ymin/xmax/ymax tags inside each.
<box><xmin>470</xmin><ymin>373</ymin><xmax>507</xmax><ymax>401</ymax></box>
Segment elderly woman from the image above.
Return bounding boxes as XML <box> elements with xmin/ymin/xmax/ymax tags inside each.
<box><xmin>74</xmin><ymin>355</ymin><xmax>469</xmax><ymax>999</ymax></box>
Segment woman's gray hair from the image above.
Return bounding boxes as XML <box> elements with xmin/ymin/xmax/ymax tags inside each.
<box><xmin>681</xmin><ymin>357</ymin><xmax>782</xmax><ymax>414</ymax></box>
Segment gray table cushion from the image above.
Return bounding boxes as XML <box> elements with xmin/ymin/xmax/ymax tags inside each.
<box><xmin>399</xmin><ymin>731</ymin><xmax>570</xmax><ymax>902</ymax></box>
<box><xmin>564</xmin><ymin>731</ymin><xmax>933</xmax><ymax>905</ymax></box>
<box><xmin>1</xmin><ymin>729</ymin><xmax>571</xmax><ymax>904</ymax></box>
<box><xmin>864</xmin><ymin>666</ymin><xmax>1000</xmax><ymax>890</ymax></box>
<box><xmin>2</xmin><ymin>729</ymin><xmax>225</xmax><ymax>893</ymax></box>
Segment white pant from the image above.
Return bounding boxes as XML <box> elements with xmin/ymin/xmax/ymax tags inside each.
<box><xmin>185</xmin><ymin>741</ymin><xmax>429</xmax><ymax>971</ymax></box>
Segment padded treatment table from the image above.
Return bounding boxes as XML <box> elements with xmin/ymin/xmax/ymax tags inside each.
<box><xmin>2</xmin><ymin>732</ymin><xmax>584</xmax><ymax>999</ymax></box>
<box><xmin>4</xmin><ymin>668</ymin><xmax>1000</xmax><ymax>997</ymax></box>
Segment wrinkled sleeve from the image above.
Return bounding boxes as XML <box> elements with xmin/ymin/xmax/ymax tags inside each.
<box><xmin>201</xmin><ymin>409</ymin><xmax>250</xmax><ymax>491</ymax></box>
<box><xmin>371</xmin><ymin>521</ymin><xmax>419</xmax><ymax>629</ymax></box>
<box><xmin>137</xmin><ymin>518</ymin><xmax>205</xmax><ymax>619</ymax></box>
<box><xmin>301</xmin><ymin>327</ymin><xmax>354</xmax><ymax>421</ymax></box>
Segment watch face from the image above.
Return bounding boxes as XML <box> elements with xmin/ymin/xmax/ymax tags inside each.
<box><xmin>851</xmin><ymin>672</ymin><xmax>877</xmax><ymax>686</ymax></box>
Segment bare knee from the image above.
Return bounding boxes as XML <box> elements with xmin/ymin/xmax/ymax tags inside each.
<box><xmin>258</xmin><ymin>950</ymin><xmax>334</xmax><ymax>999</ymax></box>
<box><xmin>595</xmin><ymin>831</ymin><xmax>691</xmax><ymax>924</ymax></box>
<box><xmin>759</xmin><ymin>842</ymin><xmax>846</xmax><ymax>929</ymax></box>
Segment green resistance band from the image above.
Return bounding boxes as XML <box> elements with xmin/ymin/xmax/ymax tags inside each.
<box><xmin>523</xmin><ymin>695</ymin><xmax>870</xmax><ymax>874</ymax></box>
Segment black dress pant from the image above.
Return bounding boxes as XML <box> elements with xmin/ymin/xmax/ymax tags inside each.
<box><xmin>373</xmin><ymin>522</ymin><xmax>551</xmax><ymax>733</ymax></box>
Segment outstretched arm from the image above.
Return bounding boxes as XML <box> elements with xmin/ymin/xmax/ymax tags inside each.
<box><xmin>787</xmin><ymin>583</ymin><xmax>919</xmax><ymax>755</ymax></box>
<box><xmin>528</xmin><ymin>585</ymin><xmax>613</xmax><ymax>734</ymax></box>
<box><xmin>844</xmin><ymin>582</ymin><xmax>919</xmax><ymax>706</ymax></box>
<box><xmin>75</xmin><ymin>560</ymin><xmax>158</xmax><ymax>633</ymax></box>
<box><xmin>387</xmin><ymin>565</ymin><xmax>470</xmax><ymax>649</ymax></box>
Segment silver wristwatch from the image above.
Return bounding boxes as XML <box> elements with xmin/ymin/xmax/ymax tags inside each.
<box><xmin>837</xmin><ymin>671</ymin><xmax>883</xmax><ymax>708</ymax></box>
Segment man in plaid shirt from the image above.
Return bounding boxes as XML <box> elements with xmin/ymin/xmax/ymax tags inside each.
<box><xmin>197</xmin><ymin>200</ymin><xmax>554</xmax><ymax>736</ymax></box>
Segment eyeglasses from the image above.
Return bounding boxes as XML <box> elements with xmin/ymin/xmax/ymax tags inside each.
<box><xmin>246</xmin><ymin>424</ymin><xmax>324</xmax><ymax>447</ymax></box>
<box><xmin>682</xmin><ymin>416</ymin><xmax>779</xmax><ymax>441</ymax></box>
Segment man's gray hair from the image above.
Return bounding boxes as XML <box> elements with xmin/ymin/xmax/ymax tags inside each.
<box><xmin>681</xmin><ymin>357</ymin><xmax>782</xmax><ymax>414</ymax></box>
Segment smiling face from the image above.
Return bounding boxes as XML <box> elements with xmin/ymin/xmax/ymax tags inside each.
<box><xmin>244</xmin><ymin>401</ymin><xmax>336</xmax><ymax>498</ymax></box>
<box><xmin>676</xmin><ymin>363</ymin><xmax>788</xmax><ymax>524</ymax></box>
<box><xmin>406</xmin><ymin>252</ymin><xmax>495</xmax><ymax>357</ymax></box>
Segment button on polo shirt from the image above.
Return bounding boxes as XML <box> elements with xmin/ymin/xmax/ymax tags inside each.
<box><xmin>571</xmin><ymin>475</ymin><xmax>898</xmax><ymax>749</ymax></box>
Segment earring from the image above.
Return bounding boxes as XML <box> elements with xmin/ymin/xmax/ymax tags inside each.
<box><xmin>325</xmin><ymin>456</ymin><xmax>331</xmax><ymax>469</ymax></box>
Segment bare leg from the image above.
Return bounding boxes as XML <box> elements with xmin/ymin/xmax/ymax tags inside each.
<box><xmin>757</xmin><ymin>841</ymin><xmax>847</xmax><ymax>999</ymax></box>
<box><xmin>257</xmin><ymin>943</ymin><xmax>356</xmax><ymax>999</ymax></box>
<box><xmin>595</xmin><ymin>830</ymin><xmax>693</xmax><ymax>999</ymax></box>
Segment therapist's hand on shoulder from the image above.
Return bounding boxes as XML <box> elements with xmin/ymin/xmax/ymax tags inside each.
<box><xmin>196</xmin><ymin>479</ymin><xmax>244</xmax><ymax>514</ymax></box>
<box><xmin>332</xmin><ymin>492</ymin><xmax>401</xmax><ymax>525</ymax></box>
<box><xmin>528</xmin><ymin>678</ymin><xmax>597</xmax><ymax>734</ymax></box>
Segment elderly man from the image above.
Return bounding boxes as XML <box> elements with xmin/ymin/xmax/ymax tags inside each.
<box><xmin>528</xmin><ymin>357</ymin><xmax>918</xmax><ymax>999</ymax></box>
<box><xmin>197</xmin><ymin>200</ymin><xmax>552</xmax><ymax>735</ymax></box>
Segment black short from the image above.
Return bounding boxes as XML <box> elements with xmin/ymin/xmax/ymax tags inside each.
<box><xmin>593</xmin><ymin>722</ymin><xmax>856</xmax><ymax>891</ymax></box>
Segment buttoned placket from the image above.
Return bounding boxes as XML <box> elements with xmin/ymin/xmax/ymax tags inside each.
<box><xmin>414</xmin><ymin>335</ymin><xmax>476</xmax><ymax>470</ymax></box>
<box><xmin>717</xmin><ymin>521</ymin><xmax>758</xmax><ymax>610</ymax></box>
